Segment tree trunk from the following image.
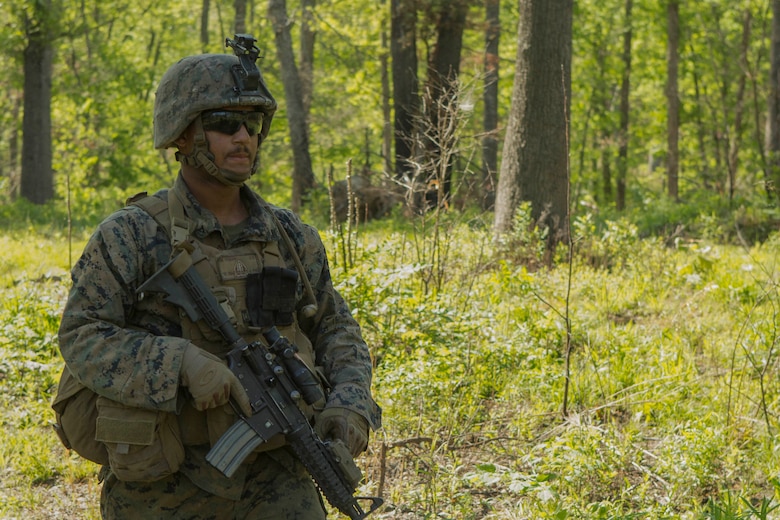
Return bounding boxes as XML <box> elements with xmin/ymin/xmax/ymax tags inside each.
<box><xmin>494</xmin><ymin>0</ymin><xmax>572</xmax><ymax>255</ymax></box>
<box><xmin>691</xmin><ymin>59</ymin><xmax>712</xmax><ymax>190</ymax></box>
<box><xmin>423</xmin><ymin>0</ymin><xmax>469</xmax><ymax>203</ymax></box>
<box><xmin>268</xmin><ymin>0</ymin><xmax>316</xmax><ymax>212</ymax></box>
<box><xmin>380</xmin><ymin>0</ymin><xmax>393</xmax><ymax>176</ymax></box>
<box><xmin>726</xmin><ymin>10</ymin><xmax>751</xmax><ymax>203</ymax></box>
<box><xmin>21</xmin><ymin>19</ymin><xmax>54</xmax><ymax>205</ymax></box>
<box><xmin>8</xmin><ymin>91</ymin><xmax>22</xmax><ymax>198</ymax></box>
<box><xmin>766</xmin><ymin>0</ymin><xmax>780</xmax><ymax>201</ymax></box>
<box><xmin>482</xmin><ymin>0</ymin><xmax>500</xmax><ymax>210</ymax></box>
<box><xmin>616</xmin><ymin>0</ymin><xmax>632</xmax><ymax>211</ymax></box>
<box><xmin>427</xmin><ymin>2</ymin><xmax>468</xmax><ymax>93</ymax></box>
<box><xmin>300</xmin><ymin>0</ymin><xmax>316</xmax><ymax>118</ymax></box>
<box><xmin>601</xmin><ymin>143</ymin><xmax>612</xmax><ymax>204</ymax></box>
<box><xmin>200</xmin><ymin>0</ymin><xmax>210</xmax><ymax>51</ymax></box>
<box><xmin>666</xmin><ymin>0</ymin><xmax>679</xmax><ymax>201</ymax></box>
<box><xmin>390</xmin><ymin>0</ymin><xmax>418</xmax><ymax>180</ymax></box>
<box><xmin>234</xmin><ymin>0</ymin><xmax>247</xmax><ymax>34</ymax></box>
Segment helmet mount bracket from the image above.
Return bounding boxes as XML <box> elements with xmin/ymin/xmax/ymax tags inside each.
<box><xmin>226</xmin><ymin>34</ymin><xmax>261</xmax><ymax>94</ymax></box>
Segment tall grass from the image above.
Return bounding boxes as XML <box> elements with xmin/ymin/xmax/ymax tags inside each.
<box><xmin>0</xmin><ymin>232</ymin><xmax>100</xmax><ymax>519</ymax></box>
<box><xmin>2</xmin><ymin>212</ymin><xmax>780</xmax><ymax>519</ymax></box>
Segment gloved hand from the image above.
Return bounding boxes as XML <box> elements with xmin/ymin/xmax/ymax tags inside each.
<box><xmin>315</xmin><ymin>407</ymin><xmax>369</xmax><ymax>457</ymax></box>
<box><xmin>180</xmin><ymin>344</ymin><xmax>251</xmax><ymax>415</ymax></box>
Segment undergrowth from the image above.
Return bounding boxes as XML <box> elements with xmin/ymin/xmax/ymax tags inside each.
<box><xmin>2</xmin><ymin>208</ymin><xmax>780</xmax><ymax>519</ymax></box>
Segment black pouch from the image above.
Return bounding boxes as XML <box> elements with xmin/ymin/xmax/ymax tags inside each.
<box><xmin>246</xmin><ymin>267</ymin><xmax>298</xmax><ymax>327</ymax></box>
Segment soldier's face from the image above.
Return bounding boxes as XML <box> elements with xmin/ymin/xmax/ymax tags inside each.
<box><xmin>202</xmin><ymin>107</ymin><xmax>260</xmax><ymax>179</ymax></box>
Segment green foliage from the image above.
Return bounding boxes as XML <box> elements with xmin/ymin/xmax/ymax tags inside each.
<box><xmin>315</xmin><ymin>212</ymin><xmax>780</xmax><ymax>518</ymax></box>
<box><xmin>0</xmin><ymin>233</ymin><xmax>100</xmax><ymax>518</ymax></box>
<box><xmin>2</xmin><ymin>0</ymin><xmax>775</xmax><ymax>223</ymax></box>
<box><xmin>3</xmin><ymin>0</ymin><xmax>780</xmax><ymax>515</ymax></box>
<box><xmin>491</xmin><ymin>201</ymin><xmax>548</xmax><ymax>268</ymax></box>
<box><xmin>5</xmin><ymin>217</ymin><xmax>780</xmax><ymax>517</ymax></box>
<box><xmin>700</xmin><ymin>485</ymin><xmax>780</xmax><ymax>520</ymax></box>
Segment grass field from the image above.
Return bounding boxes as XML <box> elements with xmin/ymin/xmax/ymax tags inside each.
<box><xmin>2</xmin><ymin>215</ymin><xmax>780</xmax><ymax>519</ymax></box>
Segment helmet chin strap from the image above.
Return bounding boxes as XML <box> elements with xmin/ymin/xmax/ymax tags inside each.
<box><xmin>175</xmin><ymin>117</ymin><xmax>258</xmax><ymax>187</ymax></box>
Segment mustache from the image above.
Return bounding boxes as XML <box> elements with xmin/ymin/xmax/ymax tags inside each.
<box><xmin>227</xmin><ymin>146</ymin><xmax>251</xmax><ymax>155</ymax></box>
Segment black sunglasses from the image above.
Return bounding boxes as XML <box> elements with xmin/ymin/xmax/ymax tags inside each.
<box><xmin>201</xmin><ymin>110</ymin><xmax>264</xmax><ymax>136</ymax></box>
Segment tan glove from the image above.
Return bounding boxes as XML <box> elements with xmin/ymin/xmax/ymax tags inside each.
<box><xmin>315</xmin><ymin>407</ymin><xmax>369</xmax><ymax>457</ymax></box>
<box><xmin>180</xmin><ymin>344</ymin><xmax>251</xmax><ymax>415</ymax></box>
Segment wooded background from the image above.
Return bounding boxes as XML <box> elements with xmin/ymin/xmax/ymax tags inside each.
<box><xmin>5</xmin><ymin>3</ymin><xmax>780</xmax><ymax>518</ymax></box>
<box><xmin>0</xmin><ymin>0</ymin><xmax>778</xmax><ymax>242</ymax></box>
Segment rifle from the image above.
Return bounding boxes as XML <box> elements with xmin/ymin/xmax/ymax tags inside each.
<box><xmin>137</xmin><ymin>248</ymin><xmax>383</xmax><ymax>519</ymax></box>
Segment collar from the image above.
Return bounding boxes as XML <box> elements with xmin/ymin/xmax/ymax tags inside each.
<box><xmin>172</xmin><ymin>173</ymin><xmax>281</xmax><ymax>243</ymax></box>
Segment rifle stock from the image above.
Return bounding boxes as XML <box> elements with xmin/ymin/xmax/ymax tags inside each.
<box><xmin>137</xmin><ymin>250</ymin><xmax>383</xmax><ymax>519</ymax></box>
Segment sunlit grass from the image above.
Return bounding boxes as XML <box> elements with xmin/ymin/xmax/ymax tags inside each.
<box><xmin>2</xmin><ymin>216</ymin><xmax>780</xmax><ymax>519</ymax></box>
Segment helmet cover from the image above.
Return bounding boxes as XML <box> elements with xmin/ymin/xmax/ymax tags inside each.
<box><xmin>153</xmin><ymin>52</ymin><xmax>276</xmax><ymax>149</ymax></box>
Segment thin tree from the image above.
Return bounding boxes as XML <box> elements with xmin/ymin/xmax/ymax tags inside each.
<box><xmin>380</xmin><ymin>0</ymin><xmax>393</xmax><ymax>176</ymax></box>
<box><xmin>493</xmin><ymin>0</ymin><xmax>573</xmax><ymax>257</ymax></box>
<box><xmin>689</xmin><ymin>45</ymin><xmax>712</xmax><ymax>190</ymax></box>
<box><xmin>767</xmin><ymin>0</ymin><xmax>780</xmax><ymax>200</ymax></box>
<box><xmin>616</xmin><ymin>0</ymin><xmax>633</xmax><ymax>211</ymax></box>
<box><xmin>422</xmin><ymin>0</ymin><xmax>470</xmax><ymax>204</ymax></box>
<box><xmin>482</xmin><ymin>0</ymin><xmax>500</xmax><ymax>210</ymax></box>
<box><xmin>7</xmin><ymin>93</ymin><xmax>22</xmax><ymax>197</ymax></box>
<box><xmin>390</xmin><ymin>0</ymin><xmax>419</xmax><ymax>180</ymax></box>
<box><xmin>235</xmin><ymin>0</ymin><xmax>247</xmax><ymax>33</ymax></box>
<box><xmin>200</xmin><ymin>0</ymin><xmax>210</xmax><ymax>51</ymax></box>
<box><xmin>724</xmin><ymin>10</ymin><xmax>751</xmax><ymax>203</ymax></box>
<box><xmin>300</xmin><ymin>0</ymin><xmax>316</xmax><ymax>118</ymax></box>
<box><xmin>268</xmin><ymin>0</ymin><xmax>316</xmax><ymax>212</ymax></box>
<box><xmin>765</xmin><ymin>0</ymin><xmax>780</xmax><ymax>200</ymax></box>
<box><xmin>20</xmin><ymin>0</ymin><xmax>55</xmax><ymax>205</ymax></box>
<box><xmin>666</xmin><ymin>0</ymin><xmax>680</xmax><ymax>201</ymax></box>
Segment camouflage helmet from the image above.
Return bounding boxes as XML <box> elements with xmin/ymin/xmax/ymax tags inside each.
<box><xmin>153</xmin><ymin>52</ymin><xmax>277</xmax><ymax>149</ymax></box>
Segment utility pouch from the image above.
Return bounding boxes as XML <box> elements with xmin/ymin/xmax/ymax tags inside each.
<box><xmin>246</xmin><ymin>267</ymin><xmax>298</xmax><ymax>327</ymax></box>
<box><xmin>51</xmin><ymin>366</ymin><xmax>108</xmax><ymax>465</ymax></box>
<box><xmin>95</xmin><ymin>396</ymin><xmax>184</xmax><ymax>482</ymax></box>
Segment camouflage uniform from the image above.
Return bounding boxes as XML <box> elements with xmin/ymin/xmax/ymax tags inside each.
<box><xmin>100</xmin><ymin>446</ymin><xmax>323</xmax><ymax>519</ymax></box>
<box><xmin>58</xmin><ymin>173</ymin><xmax>381</xmax><ymax>518</ymax></box>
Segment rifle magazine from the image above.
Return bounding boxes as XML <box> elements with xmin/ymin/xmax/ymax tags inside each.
<box><xmin>206</xmin><ymin>419</ymin><xmax>264</xmax><ymax>477</ymax></box>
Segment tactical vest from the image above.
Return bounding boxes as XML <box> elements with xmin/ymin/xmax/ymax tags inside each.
<box><xmin>131</xmin><ymin>189</ymin><xmax>326</xmax><ymax>449</ymax></box>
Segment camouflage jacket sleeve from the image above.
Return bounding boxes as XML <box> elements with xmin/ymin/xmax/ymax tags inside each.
<box><xmin>57</xmin><ymin>205</ymin><xmax>186</xmax><ymax>412</ymax></box>
<box><xmin>272</xmin><ymin>208</ymin><xmax>382</xmax><ymax>430</ymax></box>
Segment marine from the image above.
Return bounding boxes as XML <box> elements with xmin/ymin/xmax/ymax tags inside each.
<box><xmin>53</xmin><ymin>34</ymin><xmax>381</xmax><ymax>519</ymax></box>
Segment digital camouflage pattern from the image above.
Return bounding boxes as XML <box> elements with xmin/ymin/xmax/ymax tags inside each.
<box><xmin>153</xmin><ymin>53</ymin><xmax>277</xmax><ymax>149</ymax></box>
<box><xmin>101</xmin><ymin>448</ymin><xmax>326</xmax><ymax>519</ymax></box>
<box><xmin>57</xmin><ymin>174</ymin><xmax>381</xmax><ymax>514</ymax></box>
